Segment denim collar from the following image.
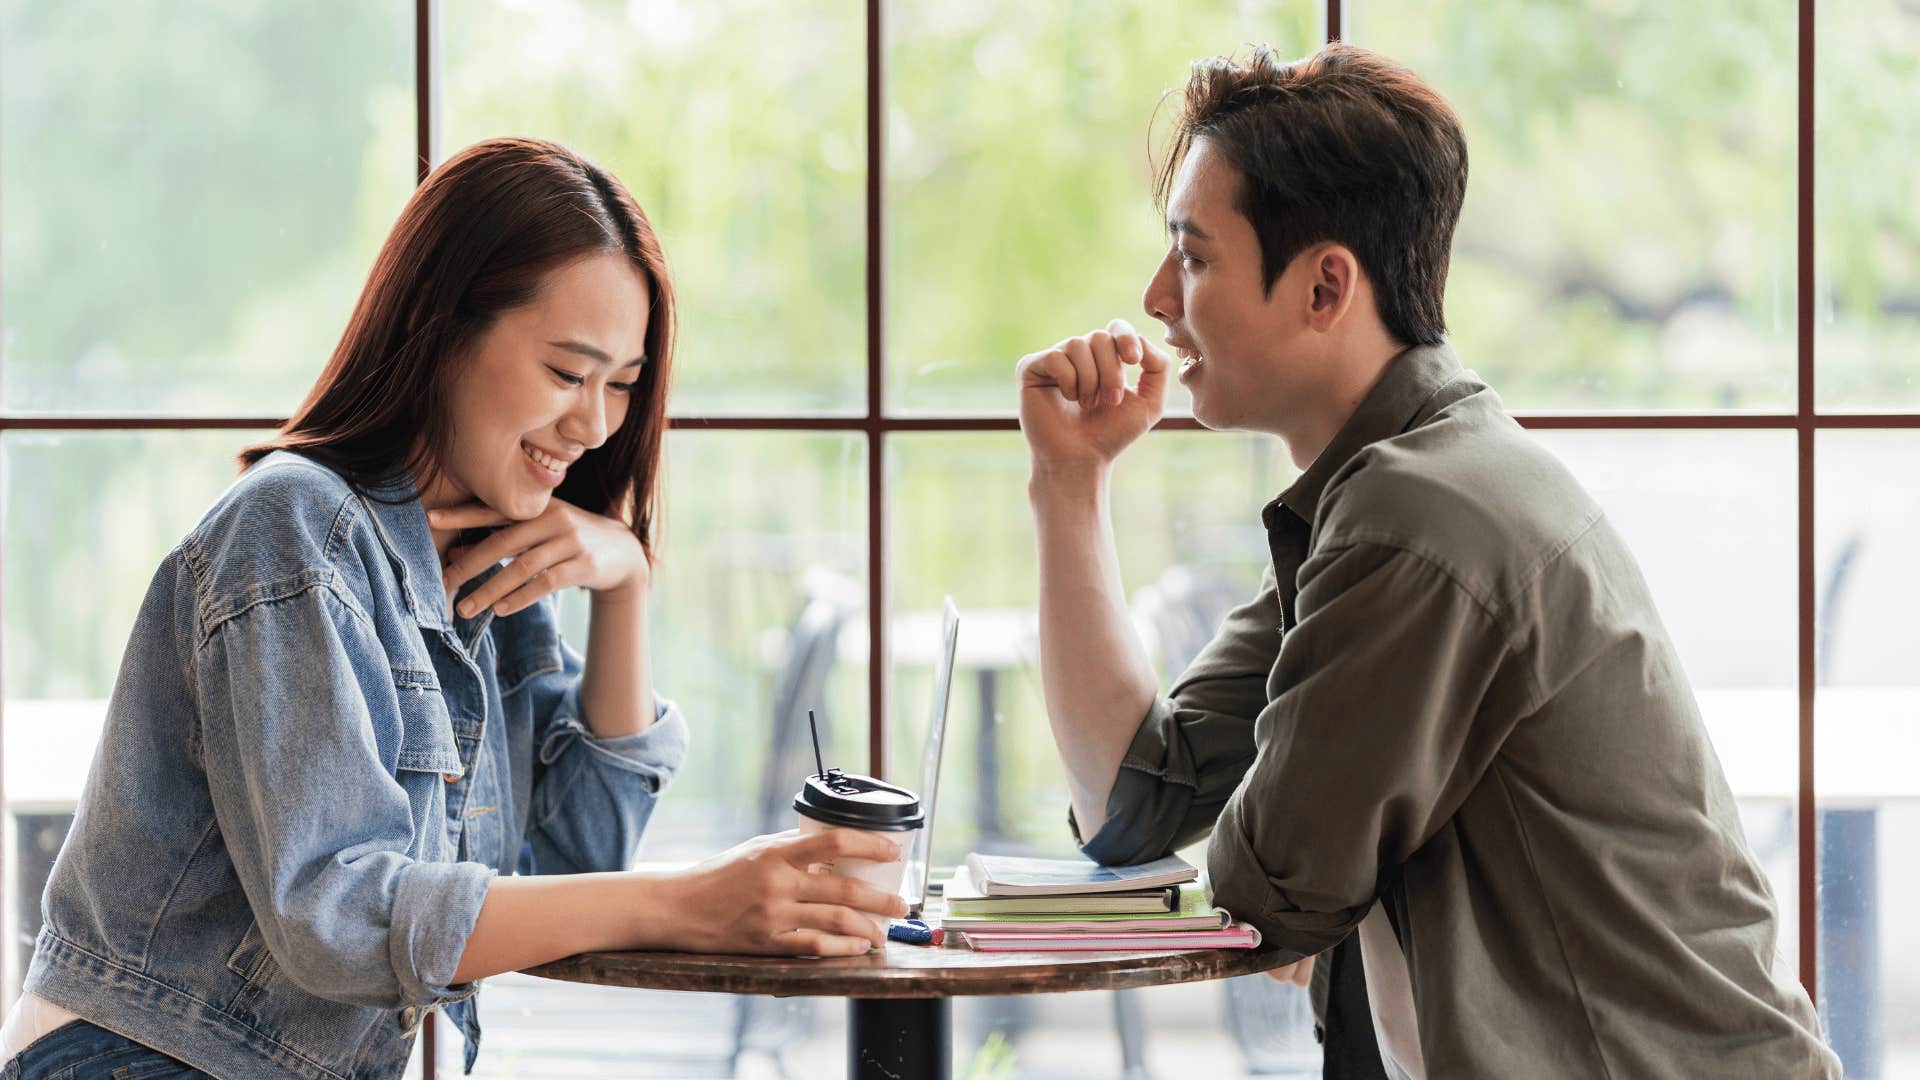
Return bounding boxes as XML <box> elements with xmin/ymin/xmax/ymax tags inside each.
<box><xmin>355</xmin><ymin>470</ymin><xmax>457</xmax><ymax>635</ymax></box>
<box><xmin>1264</xmin><ymin>342</ymin><xmax>1470</xmax><ymax>531</ymax></box>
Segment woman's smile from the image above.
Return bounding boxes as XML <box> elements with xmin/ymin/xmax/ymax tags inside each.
<box><xmin>521</xmin><ymin>439</ymin><xmax>569</xmax><ymax>487</ymax></box>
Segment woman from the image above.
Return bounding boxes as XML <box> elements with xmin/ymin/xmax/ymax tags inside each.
<box><xmin>5</xmin><ymin>138</ymin><xmax>904</xmax><ymax>1079</ymax></box>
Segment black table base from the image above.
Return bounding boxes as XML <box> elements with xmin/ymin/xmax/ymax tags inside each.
<box><xmin>850</xmin><ymin>997</ymin><xmax>950</xmax><ymax>1079</ymax></box>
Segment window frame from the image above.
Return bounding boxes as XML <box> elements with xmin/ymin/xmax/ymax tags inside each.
<box><xmin>1</xmin><ymin>0</ymin><xmax>1912</xmax><ymax>1074</ymax></box>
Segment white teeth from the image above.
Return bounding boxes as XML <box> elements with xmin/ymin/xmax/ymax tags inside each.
<box><xmin>522</xmin><ymin>443</ymin><xmax>565</xmax><ymax>474</ymax></box>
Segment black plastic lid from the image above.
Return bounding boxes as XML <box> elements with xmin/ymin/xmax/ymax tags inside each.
<box><xmin>793</xmin><ymin>769</ymin><xmax>923</xmax><ymax>832</ymax></box>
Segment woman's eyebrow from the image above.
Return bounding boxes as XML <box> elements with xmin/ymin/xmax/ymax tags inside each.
<box><xmin>547</xmin><ymin>338</ymin><xmax>646</xmax><ymax>368</ymax></box>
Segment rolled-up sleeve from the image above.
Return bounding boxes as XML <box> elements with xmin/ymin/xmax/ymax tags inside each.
<box><xmin>195</xmin><ymin>583</ymin><xmax>494</xmax><ymax>1010</ymax></box>
<box><xmin>1204</xmin><ymin>542</ymin><xmax>1527</xmax><ymax>958</ymax></box>
<box><xmin>526</xmin><ymin>639</ymin><xmax>688</xmax><ymax>876</ymax></box>
<box><xmin>1076</xmin><ymin>566</ymin><xmax>1283</xmax><ymax>867</ymax></box>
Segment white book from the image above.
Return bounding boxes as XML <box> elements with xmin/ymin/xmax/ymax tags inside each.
<box><xmin>941</xmin><ymin>865</ymin><xmax>1180</xmax><ymax>915</ymax></box>
<box><xmin>962</xmin><ymin>851</ymin><xmax>1199</xmax><ymax>897</ymax></box>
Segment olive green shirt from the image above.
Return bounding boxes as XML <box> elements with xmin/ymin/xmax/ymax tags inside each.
<box><xmin>1079</xmin><ymin>344</ymin><xmax>1839</xmax><ymax>1078</ymax></box>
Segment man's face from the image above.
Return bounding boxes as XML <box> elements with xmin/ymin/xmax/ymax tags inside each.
<box><xmin>1141</xmin><ymin>138</ymin><xmax>1313</xmax><ymax>434</ymax></box>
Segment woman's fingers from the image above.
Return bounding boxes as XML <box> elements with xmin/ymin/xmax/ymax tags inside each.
<box><xmin>486</xmin><ymin>564</ymin><xmax>584</xmax><ymax>619</ymax></box>
<box><xmin>766</xmin><ymin>928</ymin><xmax>876</xmax><ymax>957</ymax></box>
<box><xmin>776</xmin><ymin>827</ymin><xmax>905</xmax><ymax>869</ymax></box>
<box><xmin>443</xmin><ymin>520</ymin><xmax>556</xmax><ymax>596</ymax></box>
<box><xmin>788</xmin><ymin>901</ymin><xmax>889</xmax><ymax>948</ymax></box>
<box><xmin>796</xmin><ymin>871</ymin><xmax>910</xmax><ymax>919</ymax></box>
<box><xmin>426</xmin><ymin>503</ymin><xmax>511</xmax><ymax>530</ymax></box>
<box><xmin>459</xmin><ymin>537</ymin><xmax>582</xmax><ymax>618</ymax></box>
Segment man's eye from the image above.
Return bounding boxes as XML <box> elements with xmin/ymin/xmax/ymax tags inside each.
<box><xmin>1179</xmin><ymin>252</ymin><xmax>1203</xmax><ymax>268</ymax></box>
<box><xmin>548</xmin><ymin>367</ymin><xmax>585</xmax><ymax>387</ymax></box>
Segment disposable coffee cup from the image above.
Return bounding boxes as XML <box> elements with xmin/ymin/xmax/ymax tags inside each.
<box><xmin>793</xmin><ymin>768</ymin><xmax>923</xmax><ymax>935</ymax></box>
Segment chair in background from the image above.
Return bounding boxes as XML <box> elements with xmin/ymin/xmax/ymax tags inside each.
<box><xmin>11</xmin><ymin>810</ymin><xmax>72</xmax><ymax>989</ymax></box>
<box><xmin>726</xmin><ymin>569</ymin><xmax>861</xmax><ymax>1078</ymax></box>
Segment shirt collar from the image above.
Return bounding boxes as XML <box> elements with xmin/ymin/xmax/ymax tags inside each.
<box><xmin>358</xmin><ymin>470</ymin><xmax>456</xmax><ymax>634</ymax></box>
<box><xmin>1265</xmin><ymin>342</ymin><xmax>1468</xmax><ymax>530</ymax></box>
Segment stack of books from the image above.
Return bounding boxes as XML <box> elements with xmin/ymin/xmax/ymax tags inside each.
<box><xmin>941</xmin><ymin>852</ymin><xmax>1261</xmax><ymax>952</ymax></box>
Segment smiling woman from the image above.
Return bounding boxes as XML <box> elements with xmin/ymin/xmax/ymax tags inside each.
<box><xmin>244</xmin><ymin>138</ymin><xmax>675</xmax><ymax>543</ymax></box>
<box><xmin>2</xmin><ymin>138</ymin><xmax>908</xmax><ymax>1080</ymax></box>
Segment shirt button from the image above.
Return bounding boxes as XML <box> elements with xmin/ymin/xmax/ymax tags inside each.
<box><xmin>400</xmin><ymin>1005</ymin><xmax>420</xmax><ymax>1029</ymax></box>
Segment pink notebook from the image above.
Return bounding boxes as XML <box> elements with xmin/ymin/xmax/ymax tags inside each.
<box><xmin>958</xmin><ymin>922</ymin><xmax>1262</xmax><ymax>952</ymax></box>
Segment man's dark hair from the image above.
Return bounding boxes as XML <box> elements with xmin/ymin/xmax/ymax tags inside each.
<box><xmin>1154</xmin><ymin>42</ymin><xmax>1468</xmax><ymax>347</ymax></box>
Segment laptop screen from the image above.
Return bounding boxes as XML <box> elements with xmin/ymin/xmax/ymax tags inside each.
<box><xmin>905</xmin><ymin>598</ymin><xmax>960</xmax><ymax>915</ymax></box>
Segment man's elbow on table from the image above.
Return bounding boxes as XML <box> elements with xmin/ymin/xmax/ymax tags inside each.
<box><xmin>1205</xmin><ymin>819</ymin><xmax>1372</xmax><ymax>960</ymax></box>
<box><xmin>1069</xmin><ymin>770</ymin><xmax>1198</xmax><ymax>868</ymax></box>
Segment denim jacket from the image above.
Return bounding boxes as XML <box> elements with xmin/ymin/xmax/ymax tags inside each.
<box><xmin>24</xmin><ymin>450</ymin><xmax>689</xmax><ymax>1079</ymax></box>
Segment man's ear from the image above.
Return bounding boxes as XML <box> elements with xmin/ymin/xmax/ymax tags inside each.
<box><xmin>1305</xmin><ymin>244</ymin><xmax>1360</xmax><ymax>332</ymax></box>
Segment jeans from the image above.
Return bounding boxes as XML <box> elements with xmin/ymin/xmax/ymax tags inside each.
<box><xmin>3</xmin><ymin>1021</ymin><xmax>212</xmax><ymax>1080</ymax></box>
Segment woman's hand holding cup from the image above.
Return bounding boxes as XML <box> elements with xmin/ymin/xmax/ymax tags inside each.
<box><xmin>654</xmin><ymin>829</ymin><xmax>909</xmax><ymax>957</ymax></box>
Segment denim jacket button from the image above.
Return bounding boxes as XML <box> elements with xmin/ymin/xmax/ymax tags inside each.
<box><xmin>443</xmin><ymin>773</ymin><xmax>459</xmax><ymax>783</ymax></box>
<box><xmin>400</xmin><ymin>1005</ymin><xmax>420</xmax><ymax>1030</ymax></box>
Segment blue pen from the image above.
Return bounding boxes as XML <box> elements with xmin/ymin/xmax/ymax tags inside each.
<box><xmin>887</xmin><ymin>919</ymin><xmax>938</xmax><ymax>945</ymax></box>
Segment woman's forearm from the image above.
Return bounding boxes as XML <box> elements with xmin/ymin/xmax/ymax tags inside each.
<box><xmin>580</xmin><ymin>583</ymin><xmax>653</xmax><ymax>739</ymax></box>
<box><xmin>450</xmin><ymin>871</ymin><xmax>673</xmax><ymax>984</ymax></box>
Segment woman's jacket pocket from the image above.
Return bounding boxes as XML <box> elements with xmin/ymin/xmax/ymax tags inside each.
<box><xmin>391</xmin><ymin>673</ymin><xmax>464</xmax><ymax>781</ymax></box>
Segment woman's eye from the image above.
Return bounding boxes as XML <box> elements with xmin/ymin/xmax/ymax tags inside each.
<box><xmin>548</xmin><ymin>367</ymin><xmax>585</xmax><ymax>387</ymax></box>
<box><xmin>609</xmin><ymin>382</ymin><xmax>636</xmax><ymax>395</ymax></box>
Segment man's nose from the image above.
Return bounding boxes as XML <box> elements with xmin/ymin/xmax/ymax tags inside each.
<box><xmin>1142</xmin><ymin>256</ymin><xmax>1181</xmax><ymax>324</ymax></box>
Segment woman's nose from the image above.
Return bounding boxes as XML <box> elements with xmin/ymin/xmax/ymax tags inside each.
<box><xmin>560</xmin><ymin>394</ymin><xmax>609</xmax><ymax>449</ymax></box>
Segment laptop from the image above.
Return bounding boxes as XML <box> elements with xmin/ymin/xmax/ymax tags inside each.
<box><xmin>903</xmin><ymin>597</ymin><xmax>960</xmax><ymax>919</ymax></box>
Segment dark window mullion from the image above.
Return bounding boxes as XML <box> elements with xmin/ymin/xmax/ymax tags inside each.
<box><xmin>1795</xmin><ymin>0</ymin><xmax>1819</xmax><ymax>1003</ymax></box>
<box><xmin>417</xmin><ymin>1</ymin><xmax>440</xmax><ymax>1074</ymax></box>
<box><xmin>866</xmin><ymin>0</ymin><xmax>889</xmax><ymax>779</ymax></box>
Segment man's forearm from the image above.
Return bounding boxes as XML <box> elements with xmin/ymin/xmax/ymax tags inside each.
<box><xmin>1029</xmin><ymin>462</ymin><xmax>1161</xmax><ymax>842</ymax></box>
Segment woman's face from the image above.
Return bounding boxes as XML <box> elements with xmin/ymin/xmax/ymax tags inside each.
<box><xmin>430</xmin><ymin>252</ymin><xmax>652</xmax><ymax>520</ymax></box>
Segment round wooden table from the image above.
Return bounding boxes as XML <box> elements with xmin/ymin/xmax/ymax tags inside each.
<box><xmin>524</xmin><ymin>936</ymin><xmax>1285</xmax><ymax>1079</ymax></box>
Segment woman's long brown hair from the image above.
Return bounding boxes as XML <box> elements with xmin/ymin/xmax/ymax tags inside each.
<box><xmin>242</xmin><ymin>137</ymin><xmax>676</xmax><ymax>554</ymax></box>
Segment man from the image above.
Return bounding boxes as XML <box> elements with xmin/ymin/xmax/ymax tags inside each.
<box><xmin>1016</xmin><ymin>42</ymin><xmax>1838</xmax><ymax>1078</ymax></box>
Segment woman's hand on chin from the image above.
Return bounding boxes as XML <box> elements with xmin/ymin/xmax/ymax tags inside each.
<box><xmin>433</xmin><ymin>498</ymin><xmax>650</xmax><ymax>619</ymax></box>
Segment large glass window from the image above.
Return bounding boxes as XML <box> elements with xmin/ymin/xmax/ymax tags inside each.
<box><xmin>1</xmin><ymin>431</ymin><xmax>274</xmax><ymax>992</ymax></box>
<box><xmin>5</xmin><ymin>1</ymin><xmax>1911</xmax><ymax>1077</ymax></box>
<box><xmin>0</xmin><ymin>3</ymin><xmax>414</xmax><ymax>414</ymax></box>
<box><xmin>1816</xmin><ymin>0</ymin><xmax>1920</xmax><ymax>411</ymax></box>
<box><xmin>1350</xmin><ymin>0</ymin><xmax>1798</xmax><ymax>411</ymax></box>
<box><xmin>885</xmin><ymin>1</ymin><xmax>1319</xmax><ymax>414</ymax></box>
<box><xmin>1533</xmin><ymin>431</ymin><xmax>1801</xmax><ymax>958</ymax></box>
<box><xmin>441</xmin><ymin>0</ymin><xmax>869</xmax><ymax>416</ymax></box>
<box><xmin>1816</xmin><ymin>432</ymin><xmax>1920</xmax><ymax>1076</ymax></box>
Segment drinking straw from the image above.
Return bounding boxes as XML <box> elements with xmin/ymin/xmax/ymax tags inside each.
<box><xmin>807</xmin><ymin>709</ymin><xmax>826</xmax><ymax>779</ymax></box>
